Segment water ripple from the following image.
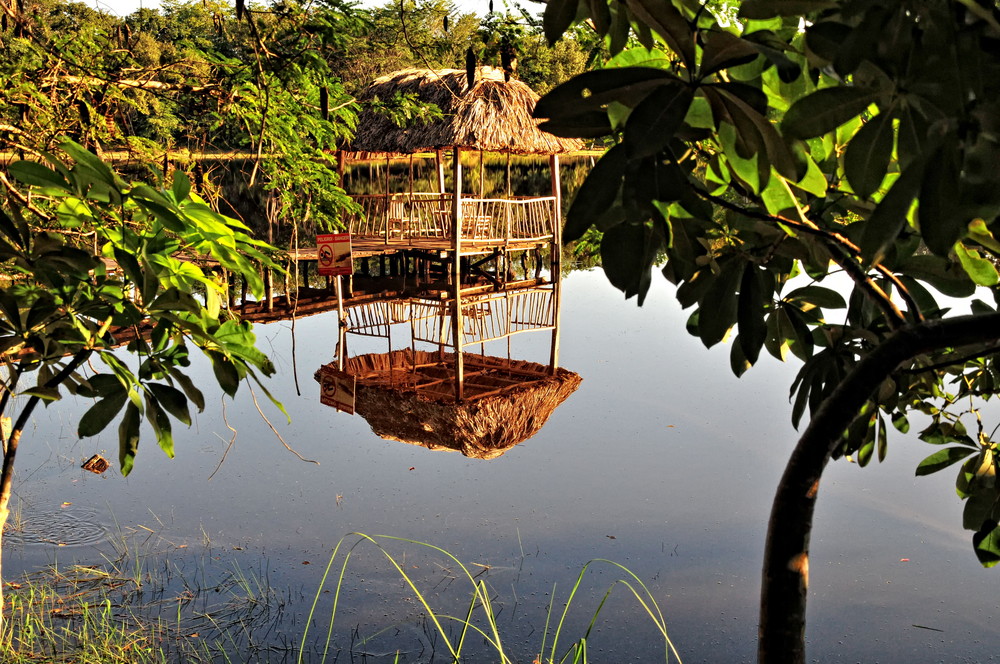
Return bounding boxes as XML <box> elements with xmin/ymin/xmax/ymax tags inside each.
<box><xmin>4</xmin><ymin>505</ymin><xmax>109</xmax><ymax>547</ymax></box>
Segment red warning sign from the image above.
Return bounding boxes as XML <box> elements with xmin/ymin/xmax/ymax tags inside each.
<box><xmin>317</xmin><ymin>233</ymin><xmax>353</xmax><ymax>276</ymax></box>
<box><xmin>318</xmin><ymin>367</ymin><xmax>356</xmax><ymax>414</ymax></box>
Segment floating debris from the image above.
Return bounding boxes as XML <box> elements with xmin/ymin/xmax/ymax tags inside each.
<box><xmin>81</xmin><ymin>454</ymin><xmax>110</xmax><ymax>474</ymax></box>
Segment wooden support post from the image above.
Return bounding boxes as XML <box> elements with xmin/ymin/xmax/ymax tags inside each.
<box><xmin>240</xmin><ymin>276</ymin><xmax>248</xmax><ymax>312</ymax></box>
<box><xmin>224</xmin><ymin>269</ymin><xmax>235</xmax><ymax>308</ymax></box>
<box><xmin>436</xmin><ymin>150</ymin><xmax>446</xmax><ymax>194</ymax></box>
<box><xmin>264</xmin><ymin>267</ymin><xmax>274</xmax><ymax>312</ymax></box>
<box><xmin>384</xmin><ymin>155</ymin><xmax>392</xmax><ymax>244</ymax></box>
<box><xmin>451</xmin><ymin>146</ymin><xmax>465</xmax><ymax>402</ymax></box>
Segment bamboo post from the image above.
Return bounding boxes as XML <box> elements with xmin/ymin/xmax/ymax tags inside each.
<box><xmin>384</xmin><ymin>155</ymin><xmax>391</xmax><ymax>244</ymax></box>
<box><xmin>264</xmin><ymin>266</ymin><xmax>274</xmax><ymax>312</ymax></box>
<box><xmin>452</xmin><ymin>146</ymin><xmax>465</xmax><ymax>401</ymax></box>
<box><xmin>549</xmin><ymin>154</ymin><xmax>562</xmax><ymax>372</ymax></box>
<box><xmin>436</xmin><ymin>149</ymin><xmax>446</xmax><ymax>194</ymax></box>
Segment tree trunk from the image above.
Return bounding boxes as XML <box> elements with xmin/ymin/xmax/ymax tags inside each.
<box><xmin>759</xmin><ymin>313</ymin><xmax>1000</xmax><ymax>664</ymax></box>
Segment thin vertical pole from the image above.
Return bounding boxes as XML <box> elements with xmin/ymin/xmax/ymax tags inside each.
<box><xmin>436</xmin><ymin>149</ymin><xmax>446</xmax><ymax>193</ymax></box>
<box><xmin>336</xmin><ymin>275</ymin><xmax>345</xmax><ymax>371</ymax></box>
<box><xmin>478</xmin><ymin>150</ymin><xmax>485</xmax><ymax>198</ymax></box>
<box><xmin>451</xmin><ymin>146</ymin><xmax>465</xmax><ymax>401</ymax></box>
<box><xmin>549</xmin><ymin>154</ymin><xmax>562</xmax><ymax>372</ymax></box>
<box><xmin>384</xmin><ymin>155</ymin><xmax>391</xmax><ymax>244</ymax></box>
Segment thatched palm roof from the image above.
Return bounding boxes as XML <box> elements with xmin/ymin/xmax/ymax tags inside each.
<box><xmin>347</xmin><ymin>67</ymin><xmax>584</xmax><ymax>156</ymax></box>
<box><xmin>316</xmin><ymin>350</ymin><xmax>582</xmax><ymax>458</ymax></box>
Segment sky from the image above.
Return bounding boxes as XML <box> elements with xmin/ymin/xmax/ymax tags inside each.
<box><xmin>88</xmin><ymin>0</ymin><xmax>516</xmax><ymax>18</ymax></box>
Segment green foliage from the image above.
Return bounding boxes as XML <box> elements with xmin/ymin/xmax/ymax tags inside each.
<box><xmin>1</xmin><ymin>139</ymin><xmax>280</xmax><ymax>476</ymax></box>
<box><xmin>536</xmin><ymin>0</ymin><xmax>1000</xmax><ymax>565</ymax></box>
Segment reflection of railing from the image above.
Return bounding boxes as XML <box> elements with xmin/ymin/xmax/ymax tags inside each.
<box><xmin>409</xmin><ymin>287</ymin><xmax>555</xmax><ymax>347</ymax></box>
<box><xmin>346</xmin><ymin>194</ymin><xmax>557</xmax><ymax>243</ymax></box>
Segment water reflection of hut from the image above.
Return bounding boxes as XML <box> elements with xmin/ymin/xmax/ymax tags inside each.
<box><xmin>315</xmin><ymin>282</ymin><xmax>581</xmax><ymax>459</ymax></box>
<box><xmin>320</xmin><ymin>350</ymin><xmax>581</xmax><ymax>459</ymax></box>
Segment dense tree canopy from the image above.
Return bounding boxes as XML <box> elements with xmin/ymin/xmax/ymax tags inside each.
<box><xmin>534</xmin><ymin>0</ymin><xmax>1000</xmax><ymax>661</ymax></box>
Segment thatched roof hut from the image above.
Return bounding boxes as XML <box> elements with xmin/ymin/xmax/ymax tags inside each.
<box><xmin>347</xmin><ymin>67</ymin><xmax>584</xmax><ymax>156</ymax></box>
<box><xmin>316</xmin><ymin>350</ymin><xmax>582</xmax><ymax>459</ymax></box>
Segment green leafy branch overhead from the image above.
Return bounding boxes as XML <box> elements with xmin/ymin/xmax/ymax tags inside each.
<box><xmin>535</xmin><ymin>2</ymin><xmax>1000</xmax><ymax>655</ymax></box>
<box><xmin>1</xmin><ymin>139</ymin><xmax>283</xmax><ymax>474</ymax></box>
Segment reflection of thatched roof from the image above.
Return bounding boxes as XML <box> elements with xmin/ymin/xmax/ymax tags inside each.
<box><xmin>347</xmin><ymin>68</ymin><xmax>584</xmax><ymax>156</ymax></box>
<box><xmin>316</xmin><ymin>350</ymin><xmax>581</xmax><ymax>459</ymax></box>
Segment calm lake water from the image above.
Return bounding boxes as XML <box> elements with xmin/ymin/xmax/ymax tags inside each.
<box><xmin>6</xmin><ymin>268</ymin><xmax>1000</xmax><ymax>663</ymax></box>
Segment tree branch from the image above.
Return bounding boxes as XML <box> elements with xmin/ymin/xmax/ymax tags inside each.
<box><xmin>694</xmin><ymin>188</ymin><xmax>909</xmax><ymax>328</ymax></box>
<box><xmin>759</xmin><ymin>313</ymin><xmax>1000</xmax><ymax>664</ymax></box>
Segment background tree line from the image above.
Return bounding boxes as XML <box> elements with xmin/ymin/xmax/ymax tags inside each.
<box><xmin>0</xmin><ymin>0</ymin><xmax>594</xmax><ymax>243</ymax></box>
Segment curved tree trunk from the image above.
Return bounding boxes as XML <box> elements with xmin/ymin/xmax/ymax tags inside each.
<box><xmin>759</xmin><ymin>313</ymin><xmax>1000</xmax><ymax>664</ymax></box>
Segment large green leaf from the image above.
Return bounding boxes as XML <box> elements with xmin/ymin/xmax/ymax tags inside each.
<box><xmin>973</xmin><ymin>521</ymin><xmax>1000</xmax><ymax>568</ymax></box>
<box><xmin>118</xmin><ymin>401</ymin><xmax>141</xmax><ymax>477</ymax></box>
<box><xmin>148</xmin><ymin>383</ymin><xmax>192</xmax><ymax>427</ymax></box>
<box><xmin>78</xmin><ymin>387</ymin><xmax>129</xmax><ymax>438</ymax></box>
<box><xmin>623</xmin><ymin>81</ymin><xmax>694</xmax><ymax>158</ymax></box>
<box><xmin>781</xmin><ymin>87</ymin><xmax>879</xmax><ymax>140</ymax></box>
<box><xmin>954</xmin><ymin>243</ymin><xmax>1000</xmax><ymax>287</ymax></box>
<box><xmin>915</xmin><ymin>446</ymin><xmax>976</xmax><ymax>476</ymax></box>
<box><xmin>624</xmin><ymin>0</ymin><xmax>696</xmax><ymax>68</ymax></box>
<box><xmin>534</xmin><ymin>68</ymin><xmax>677</xmax><ymax>121</ymax></box>
<box><xmin>919</xmin><ymin>143</ymin><xmax>965</xmax><ymax>256</ymax></box>
<box><xmin>565</xmin><ymin>144</ymin><xmax>627</xmax><ymax>243</ymax></box>
<box><xmin>600</xmin><ymin>222</ymin><xmax>663</xmax><ymax>304</ymax></box>
<box><xmin>543</xmin><ymin>0</ymin><xmax>579</xmax><ymax>45</ymax></box>
<box><xmin>738</xmin><ymin>263</ymin><xmax>769</xmax><ymax>364</ymax></box>
<box><xmin>698</xmin><ymin>258</ymin><xmax>743</xmax><ymax>347</ymax></box>
<box><xmin>699</xmin><ymin>30</ymin><xmax>760</xmax><ymax>78</ymax></box>
<box><xmin>844</xmin><ymin>110</ymin><xmax>894</xmax><ymax>199</ymax></box>
<box><xmin>859</xmin><ymin>160</ymin><xmax>923</xmax><ymax>265</ymax></box>
<box><xmin>8</xmin><ymin>161</ymin><xmax>70</xmax><ymax>191</ymax></box>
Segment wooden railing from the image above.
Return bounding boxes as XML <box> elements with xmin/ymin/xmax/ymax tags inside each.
<box><xmin>346</xmin><ymin>194</ymin><xmax>558</xmax><ymax>244</ymax></box>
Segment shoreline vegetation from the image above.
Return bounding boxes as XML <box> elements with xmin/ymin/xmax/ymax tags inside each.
<box><xmin>2</xmin><ymin>532</ymin><xmax>681</xmax><ymax>663</ymax></box>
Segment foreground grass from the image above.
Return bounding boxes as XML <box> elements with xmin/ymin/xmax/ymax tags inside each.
<box><xmin>2</xmin><ymin>565</ymin><xmax>166</xmax><ymax>663</ymax></box>
<box><xmin>2</xmin><ymin>533</ymin><xmax>682</xmax><ymax>663</ymax></box>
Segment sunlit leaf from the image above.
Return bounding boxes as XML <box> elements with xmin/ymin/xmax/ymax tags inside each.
<box><xmin>915</xmin><ymin>446</ymin><xmax>975</xmax><ymax>476</ymax></box>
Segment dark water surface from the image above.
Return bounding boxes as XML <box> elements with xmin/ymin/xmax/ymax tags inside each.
<box><xmin>6</xmin><ymin>269</ymin><xmax>1000</xmax><ymax>663</ymax></box>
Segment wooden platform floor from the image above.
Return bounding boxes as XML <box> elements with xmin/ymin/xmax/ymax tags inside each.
<box><xmin>286</xmin><ymin>235</ymin><xmax>552</xmax><ymax>261</ymax></box>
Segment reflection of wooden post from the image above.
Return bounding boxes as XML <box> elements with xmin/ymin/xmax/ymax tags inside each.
<box><xmin>549</xmin><ymin>154</ymin><xmax>562</xmax><ymax>373</ymax></box>
<box><xmin>336</xmin><ymin>275</ymin><xmax>345</xmax><ymax>371</ymax></box>
<box><xmin>549</xmin><ymin>280</ymin><xmax>561</xmax><ymax>373</ymax></box>
<box><xmin>452</xmin><ymin>146</ymin><xmax>465</xmax><ymax>401</ymax></box>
